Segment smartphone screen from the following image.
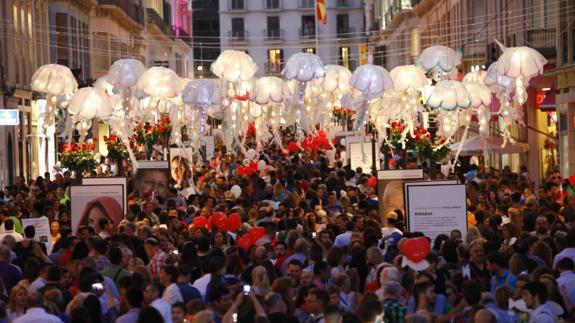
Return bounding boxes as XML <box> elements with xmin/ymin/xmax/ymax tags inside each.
<box><xmin>243</xmin><ymin>285</ymin><xmax>251</xmax><ymax>295</ymax></box>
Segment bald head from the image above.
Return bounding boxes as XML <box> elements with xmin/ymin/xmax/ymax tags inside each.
<box><xmin>474</xmin><ymin>309</ymin><xmax>496</xmax><ymax>323</ymax></box>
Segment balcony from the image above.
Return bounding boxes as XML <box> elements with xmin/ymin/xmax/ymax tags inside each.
<box><xmin>228</xmin><ymin>0</ymin><xmax>246</xmax><ymax>10</ymax></box>
<box><xmin>97</xmin><ymin>0</ymin><xmax>145</xmax><ymax>26</ymax></box>
<box><xmin>146</xmin><ymin>8</ymin><xmax>175</xmax><ymax>40</ymax></box>
<box><xmin>337</xmin><ymin>27</ymin><xmax>355</xmax><ymax>38</ymax></box>
<box><xmin>263</xmin><ymin>0</ymin><xmax>281</xmax><ymax>10</ymax></box>
<box><xmin>264</xmin><ymin>29</ymin><xmax>284</xmax><ymax>41</ymax></box>
<box><xmin>299</xmin><ymin>0</ymin><xmax>313</xmax><ymax>8</ymax></box>
<box><xmin>265</xmin><ymin>62</ymin><xmax>284</xmax><ymax>75</ymax></box>
<box><xmin>527</xmin><ymin>28</ymin><xmax>556</xmax><ymax>58</ymax></box>
<box><xmin>299</xmin><ymin>28</ymin><xmax>316</xmax><ymax>39</ymax></box>
<box><xmin>228</xmin><ymin>30</ymin><xmax>248</xmax><ymax>42</ymax></box>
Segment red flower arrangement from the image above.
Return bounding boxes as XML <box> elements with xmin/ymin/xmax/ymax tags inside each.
<box><xmin>132</xmin><ymin>117</ymin><xmax>172</xmax><ymax>159</ymax></box>
<box><xmin>104</xmin><ymin>134</ymin><xmax>129</xmax><ymax>162</ymax></box>
<box><xmin>59</xmin><ymin>142</ymin><xmax>98</xmax><ymax>177</ymax></box>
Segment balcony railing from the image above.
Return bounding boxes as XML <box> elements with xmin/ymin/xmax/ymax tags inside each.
<box><xmin>229</xmin><ymin>0</ymin><xmax>246</xmax><ymax>10</ymax></box>
<box><xmin>98</xmin><ymin>0</ymin><xmax>145</xmax><ymax>26</ymax></box>
<box><xmin>264</xmin><ymin>29</ymin><xmax>284</xmax><ymax>41</ymax></box>
<box><xmin>263</xmin><ymin>0</ymin><xmax>281</xmax><ymax>9</ymax></box>
<box><xmin>299</xmin><ymin>28</ymin><xmax>316</xmax><ymax>39</ymax></box>
<box><xmin>527</xmin><ymin>28</ymin><xmax>556</xmax><ymax>58</ymax></box>
<box><xmin>299</xmin><ymin>0</ymin><xmax>314</xmax><ymax>8</ymax></box>
<box><xmin>228</xmin><ymin>30</ymin><xmax>248</xmax><ymax>42</ymax></box>
<box><xmin>265</xmin><ymin>62</ymin><xmax>284</xmax><ymax>75</ymax></box>
<box><xmin>146</xmin><ymin>8</ymin><xmax>175</xmax><ymax>39</ymax></box>
<box><xmin>337</xmin><ymin>27</ymin><xmax>355</xmax><ymax>37</ymax></box>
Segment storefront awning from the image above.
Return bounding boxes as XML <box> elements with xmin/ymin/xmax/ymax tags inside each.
<box><xmin>450</xmin><ymin>135</ymin><xmax>530</xmax><ymax>156</ymax></box>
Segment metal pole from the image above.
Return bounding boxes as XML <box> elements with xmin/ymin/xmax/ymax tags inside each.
<box><xmin>315</xmin><ymin>0</ymin><xmax>319</xmax><ymax>56</ymax></box>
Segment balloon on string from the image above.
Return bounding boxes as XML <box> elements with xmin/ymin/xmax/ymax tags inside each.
<box><xmin>228</xmin><ymin>213</ymin><xmax>242</xmax><ymax>231</ymax></box>
<box><xmin>214</xmin><ymin>215</ymin><xmax>229</xmax><ymax>232</ymax></box>
<box><xmin>249</xmin><ymin>227</ymin><xmax>266</xmax><ymax>241</ymax></box>
<box><xmin>237</xmin><ymin>235</ymin><xmax>253</xmax><ymax>251</ymax></box>
<box><xmin>569</xmin><ymin>175</ymin><xmax>575</xmax><ymax>187</ymax></box>
<box><xmin>246</xmin><ymin>149</ymin><xmax>257</xmax><ymax>160</ymax></box>
<box><xmin>402</xmin><ymin>237</ymin><xmax>431</xmax><ymax>263</ymax></box>
<box><xmin>230</xmin><ymin>185</ymin><xmax>242</xmax><ymax>199</ymax></box>
<box><xmin>367</xmin><ymin>176</ymin><xmax>377</xmax><ymax>188</ymax></box>
<box><xmin>192</xmin><ymin>216</ymin><xmax>207</xmax><ymax>228</ymax></box>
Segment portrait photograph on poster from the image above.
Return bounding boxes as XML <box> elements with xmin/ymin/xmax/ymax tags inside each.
<box><xmin>377</xmin><ymin>169</ymin><xmax>423</xmax><ymax>222</ymax></box>
<box><xmin>82</xmin><ymin>177</ymin><xmax>128</xmax><ymax>211</ymax></box>
<box><xmin>169</xmin><ymin>147</ymin><xmax>194</xmax><ymax>189</ymax></box>
<box><xmin>134</xmin><ymin>161</ymin><xmax>170</xmax><ymax>204</ymax></box>
<box><xmin>71</xmin><ymin>184</ymin><xmax>124</xmax><ymax>236</ymax></box>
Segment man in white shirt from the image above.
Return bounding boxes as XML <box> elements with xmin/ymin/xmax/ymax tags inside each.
<box><xmin>143</xmin><ymin>282</ymin><xmax>173</xmax><ymax>323</ymax></box>
<box><xmin>13</xmin><ymin>291</ymin><xmax>62</xmax><ymax>323</ymax></box>
<box><xmin>554</xmin><ymin>230</ymin><xmax>575</xmax><ymax>269</ymax></box>
<box><xmin>0</xmin><ymin>220</ymin><xmax>23</xmax><ymax>243</ymax></box>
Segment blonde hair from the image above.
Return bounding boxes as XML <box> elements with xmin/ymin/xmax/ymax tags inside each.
<box><xmin>7</xmin><ymin>282</ymin><xmax>28</xmax><ymax>313</ymax></box>
<box><xmin>466</xmin><ymin>227</ymin><xmax>483</xmax><ymax>245</ymax></box>
<box><xmin>252</xmin><ymin>266</ymin><xmax>271</xmax><ymax>294</ymax></box>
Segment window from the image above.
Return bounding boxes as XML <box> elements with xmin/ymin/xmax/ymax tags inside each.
<box><xmin>339</xmin><ymin>47</ymin><xmax>350</xmax><ymax>69</ymax></box>
<box><xmin>337</xmin><ymin>14</ymin><xmax>349</xmax><ymax>35</ymax></box>
<box><xmin>231</xmin><ymin>17</ymin><xmax>245</xmax><ymax>39</ymax></box>
<box><xmin>93</xmin><ymin>32</ymin><xmax>110</xmax><ymax>71</ymax></box>
<box><xmin>572</xmin><ymin>28</ymin><xmax>575</xmax><ymax>63</ymax></box>
<box><xmin>268</xmin><ymin>49</ymin><xmax>283</xmax><ymax>73</ymax></box>
<box><xmin>304</xmin><ymin>47</ymin><xmax>315</xmax><ymax>54</ymax></box>
<box><xmin>229</xmin><ymin>0</ymin><xmax>244</xmax><ymax>10</ymax></box>
<box><xmin>267</xmin><ymin>16</ymin><xmax>280</xmax><ymax>39</ymax></box>
<box><xmin>55</xmin><ymin>13</ymin><xmax>68</xmax><ymax>66</ymax></box>
<box><xmin>301</xmin><ymin>16</ymin><xmax>315</xmax><ymax>38</ymax></box>
<box><xmin>70</xmin><ymin>16</ymin><xmax>78</xmax><ymax>68</ymax></box>
<box><xmin>264</xmin><ymin>0</ymin><xmax>280</xmax><ymax>9</ymax></box>
<box><xmin>373</xmin><ymin>45</ymin><xmax>387</xmax><ymax>67</ymax></box>
<box><xmin>82</xmin><ymin>23</ymin><xmax>90</xmax><ymax>80</ymax></box>
<box><xmin>562</xmin><ymin>31</ymin><xmax>568</xmax><ymax>65</ymax></box>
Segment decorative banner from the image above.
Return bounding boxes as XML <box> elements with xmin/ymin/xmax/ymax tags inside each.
<box><xmin>71</xmin><ymin>184</ymin><xmax>124</xmax><ymax>236</ymax></box>
<box><xmin>405</xmin><ymin>184</ymin><xmax>467</xmax><ymax>242</ymax></box>
<box><xmin>21</xmin><ymin>217</ymin><xmax>52</xmax><ymax>255</ymax></box>
<box><xmin>169</xmin><ymin>147</ymin><xmax>194</xmax><ymax>187</ymax></box>
<box><xmin>377</xmin><ymin>169</ymin><xmax>423</xmax><ymax>222</ymax></box>
<box><xmin>82</xmin><ymin>177</ymin><xmax>128</xmax><ymax>211</ymax></box>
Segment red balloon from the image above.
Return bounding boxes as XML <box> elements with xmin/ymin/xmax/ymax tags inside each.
<box><xmin>569</xmin><ymin>175</ymin><xmax>575</xmax><ymax>187</ymax></box>
<box><xmin>237</xmin><ymin>236</ymin><xmax>252</xmax><ymax>251</ymax></box>
<box><xmin>402</xmin><ymin>237</ymin><xmax>431</xmax><ymax>263</ymax></box>
<box><xmin>250</xmin><ymin>227</ymin><xmax>265</xmax><ymax>240</ymax></box>
<box><xmin>193</xmin><ymin>216</ymin><xmax>207</xmax><ymax>228</ymax></box>
<box><xmin>228</xmin><ymin>213</ymin><xmax>242</xmax><ymax>231</ymax></box>
<box><xmin>367</xmin><ymin>176</ymin><xmax>377</xmax><ymax>188</ymax></box>
<box><xmin>215</xmin><ymin>216</ymin><xmax>229</xmax><ymax>232</ymax></box>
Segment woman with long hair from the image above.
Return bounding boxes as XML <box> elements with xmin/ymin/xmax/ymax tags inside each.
<box><xmin>6</xmin><ymin>283</ymin><xmax>28</xmax><ymax>322</ymax></box>
<box><xmin>251</xmin><ymin>266</ymin><xmax>271</xmax><ymax>297</ymax></box>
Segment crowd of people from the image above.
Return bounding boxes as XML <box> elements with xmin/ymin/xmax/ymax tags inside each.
<box><xmin>0</xmin><ymin>137</ymin><xmax>575</xmax><ymax>323</ymax></box>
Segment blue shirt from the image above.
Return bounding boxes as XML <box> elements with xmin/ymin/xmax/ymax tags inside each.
<box><xmin>115</xmin><ymin>308</ymin><xmax>140</xmax><ymax>323</ymax></box>
<box><xmin>557</xmin><ymin>270</ymin><xmax>575</xmax><ymax>307</ymax></box>
<box><xmin>490</xmin><ymin>270</ymin><xmax>516</xmax><ymax>295</ymax></box>
<box><xmin>334</xmin><ymin>231</ymin><xmax>352</xmax><ymax>248</ymax></box>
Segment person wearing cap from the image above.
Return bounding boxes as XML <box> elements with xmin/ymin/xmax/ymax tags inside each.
<box><xmin>145</xmin><ymin>238</ymin><xmax>167</xmax><ymax>280</ymax></box>
<box><xmin>382</xmin><ymin>211</ymin><xmax>403</xmax><ymax>239</ymax></box>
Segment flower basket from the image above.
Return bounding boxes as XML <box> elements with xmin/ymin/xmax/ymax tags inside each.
<box><xmin>59</xmin><ymin>142</ymin><xmax>98</xmax><ymax>178</ymax></box>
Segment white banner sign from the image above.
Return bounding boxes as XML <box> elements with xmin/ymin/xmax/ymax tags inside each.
<box><xmin>21</xmin><ymin>217</ymin><xmax>53</xmax><ymax>255</ymax></box>
<box><xmin>406</xmin><ymin>184</ymin><xmax>467</xmax><ymax>242</ymax></box>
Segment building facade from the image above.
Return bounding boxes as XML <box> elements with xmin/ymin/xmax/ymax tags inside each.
<box><xmin>553</xmin><ymin>0</ymin><xmax>575</xmax><ymax>178</ymax></box>
<box><xmin>0</xmin><ymin>0</ymin><xmax>52</xmax><ymax>187</ymax></box>
<box><xmin>219</xmin><ymin>0</ymin><xmax>365</xmax><ymax>76</ymax></box>
<box><xmin>367</xmin><ymin>0</ymin><xmax>558</xmax><ymax>186</ymax></box>
<box><xmin>191</xmin><ymin>0</ymin><xmax>220</xmax><ymax>78</ymax></box>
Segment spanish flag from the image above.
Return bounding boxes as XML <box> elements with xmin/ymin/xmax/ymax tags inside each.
<box><xmin>316</xmin><ymin>0</ymin><xmax>327</xmax><ymax>24</ymax></box>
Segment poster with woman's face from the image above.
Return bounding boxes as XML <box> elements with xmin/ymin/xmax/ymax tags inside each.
<box><xmin>169</xmin><ymin>148</ymin><xmax>193</xmax><ymax>185</ymax></box>
<box><xmin>71</xmin><ymin>185</ymin><xmax>124</xmax><ymax>235</ymax></box>
<box><xmin>134</xmin><ymin>161</ymin><xmax>170</xmax><ymax>204</ymax></box>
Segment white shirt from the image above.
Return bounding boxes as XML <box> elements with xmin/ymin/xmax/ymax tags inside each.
<box><xmin>193</xmin><ymin>273</ymin><xmax>212</xmax><ymax>298</ymax></box>
<box><xmin>0</xmin><ymin>231</ymin><xmax>24</xmax><ymax>243</ymax></box>
<box><xmin>151</xmin><ymin>298</ymin><xmax>173</xmax><ymax>323</ymax></box>
<box><xmin>381</xmin><ymin>227</ymin><xmax>402</xmax><ymax>239</ymax></box>
<box><xmin>553</xmin><ymin>247</ymin><xmax>575</xmax><ymax>269</ymax></box>
<box><xmin>163</xmin><ymin>283</ymin><xmax>183</xmax><ymax>305</ymax></box>
<box><xmin>13</xmin><ymin>308</ymin><xmax>62</xmax><ymax>323</ymax></box>
<box><xmin>557</xmin><ymin>270</ymin><xmax>575</xmax><ymax>306</ymax></box>
<box><xmin>29</xmin><ymin>277</ymin><xmax>47</xmax><ymax>293</ymax></box>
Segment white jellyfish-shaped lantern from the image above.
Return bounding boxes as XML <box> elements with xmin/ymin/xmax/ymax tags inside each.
<box><xmin>321</xmin><ymin>65</ymin><xmax>352</xmax><ymax>93</ymax></box>
<box><xmin>68</xmin><ymin>87</ymin><xmax>112</xmax><ymax>120</ymax></box>
<box><xmin>107</xmin><ymin>59</ymin><xmax>146</xmax><ymax>89</ymax></box>
<box><xmin>137</xmin><ymin>66</ymin><xmax>182</xmax><ymax>100</ymax></box>
<box><xmin>416</xmin><ymin>45</ymin><xmax>461</xmax><ymax>80</ymax></box>
<box><xmin>423</xmin><ymin>80</ymin><xmax>471</xmax><ymax>111</ymax></box>
<box><xmin>211</xmin><ymin>50</ymin><xmax>258</xmax><ymax>82</ymax></box>
<box><xmin>252</xmin><ymin>77</ymin><xmax>289</xmax><ymax>105</ymax></box>
<box><xmin>389</xmin><ymin>65</ymin><xmax>428</xmax><ymax>92</ymax></box>
<box><xmin>496</xmin><ymin>46</ymin><xmax>547</xmax><ymax>105</ymax></box>
<box><xmin>351</xmin><ymin>64</ymin><xmax>393</xmax><ymax>101</ymax></box>
<box><xmin>31</xmin><ymin>64</ymin><xmax>78</xmax><ymax>128</ymax></box>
